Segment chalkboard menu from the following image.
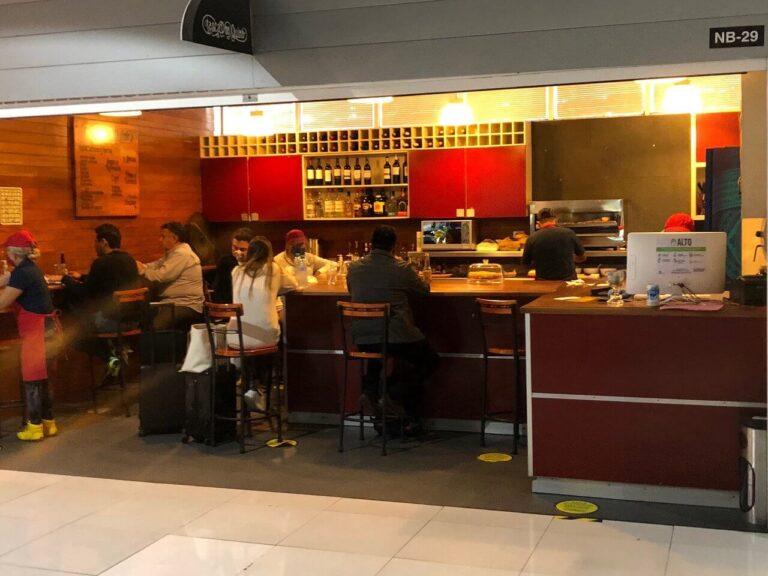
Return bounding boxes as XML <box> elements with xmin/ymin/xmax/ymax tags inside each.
<box><xmin>74</xmin><ymin>118</ymin><xmax>139</xmax><ymax>217</ymax></box>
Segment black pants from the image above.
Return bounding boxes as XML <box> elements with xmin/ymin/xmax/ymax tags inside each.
<box><xmin>24</xmin><ymin>379</ymin><xmax>53</xmax><ymax>424</ymax></box>
<box><xmin>152</xmin><ymin>305</ymin><xmax>202</xmax><ymax>332</ymax></box>
<box><xmin>358</xmin><ymin>339</ymin><xmax>440</xmax><ymax>418</ymax></box>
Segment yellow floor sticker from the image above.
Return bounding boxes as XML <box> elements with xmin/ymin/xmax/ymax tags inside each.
<box><xmin>266</xmin><ymin>439</ymin><xmax>298</xmax><ymax>448</ymax></box>
<box><xmin>555</xmin><ymin>500</ymin><xmax>599</xmax><ymax>515</ymax></box>
<box><xmin>477</xmin><ymin>453</ymin><xmax>513</xmax><ymax>463</ymax></box>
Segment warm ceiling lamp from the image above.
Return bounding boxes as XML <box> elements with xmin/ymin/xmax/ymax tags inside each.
<box><xmin>99</xmin><ymin>111</ymin><xmax>142</xmax><ymax>117</ymax></box>
<box><xmin>347</xmin><ymin>96</ymin><xmax>394</xmax><ymax>105</ymax></box>
<box><xmin>439</xmin><ymin>94</ymin><xmax>474</xmax><ymax>125</ymax></box>
<box><xmin>661</xmin><ymin>82</ymin><xmax>702</xmax><ymax>114</ymax></box>
<box><xmin>85</xmin><ymin>124</ymin><xmax>115</xmax><ymax>144</ymax></box>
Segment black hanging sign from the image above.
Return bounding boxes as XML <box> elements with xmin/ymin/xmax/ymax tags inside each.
<box><xmin>181</xmin><ymin>0</ymin><xmax>253</xmax><ymax>55</ymax></box>
<box><xmin>709</xmin><ymin>25</ymin><xmax>764</xmax><ymax>49</ymax></box>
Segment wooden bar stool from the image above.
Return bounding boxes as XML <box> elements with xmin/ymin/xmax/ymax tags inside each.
<box><xmin>476</xmin><ymin>298</ymin><xmax>525</xmax><ymax>453</ymax></box>
<box><xmin>203</xmin><ymin>302</ymin><xmax>283</xmax><ymax>454</ymax></box>
<box><xmin>88</xmin><ymin>287</ymin><xmax>149</xmax><ymax>417</ymax></box>
<box><xmin>338</xmin><ymin>301</ymin><xmax>402</xmax><ymax>456</ymax></box>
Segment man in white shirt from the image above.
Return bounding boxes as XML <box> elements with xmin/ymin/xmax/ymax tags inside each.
<box><xmin>274</xmin><ymin>229</ymin><xmax>332</xmax><ymax>282</ymax></box>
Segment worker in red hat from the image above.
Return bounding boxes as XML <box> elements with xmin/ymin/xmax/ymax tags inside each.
<box><xmin>663</xmin><ymin>212</ymin><xmax>696</xmax><ymax>233</ymax></box>
<box><xmin>273</xmin><ymin>229</ymin><xmax>333</xmax><ymax>284</ymax></box>
<box><xmin>0</xmin><ymin>230</ymin><xmax>57</xmax><ymax>441</ymax></box>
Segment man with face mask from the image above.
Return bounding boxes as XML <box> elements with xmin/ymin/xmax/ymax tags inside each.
<box><xmin>274</xmin><ymin>229</ymin><xmax>333</xmax><ymax>282</ymax></box>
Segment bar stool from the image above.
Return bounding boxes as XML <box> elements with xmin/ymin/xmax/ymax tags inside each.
<box><xmin>88</xmin><ymin>288</ymin><xmax>149</xmax><ymax>417</ymax></box>
<box><xmin>203</xmin><ymin>302</ymin><xmax>283</xmax><ymax>454</ymax></box>
<box><xmin>476</xmin><ymin>298</ymin><xmax>525</xmax><ymax>454</ymax></box>
<box><xmin>338</xmin><ymin>301</ymin><xmax>403</xmax><ymax>456</ymax></box>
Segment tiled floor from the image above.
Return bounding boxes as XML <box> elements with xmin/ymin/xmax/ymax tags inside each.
<box><xmin>0</xmin><ymin>470</ymin><xmax>765</xmax><ymax>576</ymax></box>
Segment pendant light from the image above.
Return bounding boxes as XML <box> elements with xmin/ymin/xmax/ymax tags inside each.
<box><xmin>439</xmin><ymin>93</ymin><xmax>474</xmax><ymax>125</ymax></box>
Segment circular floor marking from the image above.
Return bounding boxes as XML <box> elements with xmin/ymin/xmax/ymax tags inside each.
<box><xmin>477</xmin><ymin>452</ymin><xmax>513</xmax><ymax>463</ymax></box>
<box><xmin>266</xmin><ymin>439</ymin><xmax>298</xmax><ymax>448</ymax></box>
<box><xmin>555</xmin><ymin>500</ymin><xmax>599</xmax><ymax>515</ymax></box>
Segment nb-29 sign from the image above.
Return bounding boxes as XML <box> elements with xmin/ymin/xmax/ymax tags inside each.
<box><xmin>709</xmin><ymin>25</ymin><xmax>764</xmax><ymax>49</ymax></box>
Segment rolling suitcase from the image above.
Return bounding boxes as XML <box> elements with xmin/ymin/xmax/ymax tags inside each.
<box><xmin>182</xmin><ymin>364</ymin><xmax>237</xmax><ymax>445</ymax></box>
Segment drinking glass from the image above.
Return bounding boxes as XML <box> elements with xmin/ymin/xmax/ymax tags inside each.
<box><xmin>606</xmin><ymin>270</ymin><xmax>626</xmax><ymax>306</ymax></box>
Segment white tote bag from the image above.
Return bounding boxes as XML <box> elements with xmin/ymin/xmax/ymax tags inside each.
<box><xmin>180</xmin><ymin>323</ymin><xmax>218</xmax><ymax>373</ymax></box>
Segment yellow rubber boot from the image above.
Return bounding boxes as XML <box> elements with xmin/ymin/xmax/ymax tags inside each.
<box><xmin>42</xmin><ymin>419</ymin><xmax>58</xmax><ymax>437</ymax></box>
<box><xmin>17</xmin><ymin>422</ymin><xmax>44</xmax><ymax>442</ymax></box>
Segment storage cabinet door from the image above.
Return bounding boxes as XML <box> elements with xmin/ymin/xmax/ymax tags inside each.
<box><xmin>248</xmin><ymin>156</ymin><xmax>304</xmax><ymax>221</ymax></box>
<box><xmin>408</xmin><ymin>149</ymin><xmax>466</xmax><ymax>219</ymax></box>
<box><xmin>465</xmin><ymin>146</ymin><xmax>527</xmax><ymax>218</ymax></box>
<box><xmin>200</xmin><ymin>158</ymin><xmax>249</xmax><ymax>222</ymax></box>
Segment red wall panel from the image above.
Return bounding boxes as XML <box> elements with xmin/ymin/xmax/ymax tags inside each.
<box><xmin>249</xmin><ymin>156</ymin><xmax>304</xmax><ymax>221</ymax></box>
<box><xmin>201</xmin><ymin>158</ymin><xmax>249</xmax><ymax>222</ymax></box>
<box><xmin>696</xmin><ymin>112</ymin><xmax>740</xmax><ymax>163</ymax></box>
<box><xmin>466</xmin><ymin>146</ymin><xmax>527</xmax><ymax>217</ymax></box>
<box><xmin>408</xmin><ymin>149</ymin><xmax>467</xmax><ymax>218</ymax></box>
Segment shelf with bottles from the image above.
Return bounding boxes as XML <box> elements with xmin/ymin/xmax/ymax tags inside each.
<box><xmin>303</xmin><ymin>153</ymin><xmax>408</xmax><ymax>188</ymax></box>
<box><xmin>304</xmin><ymin>187</ymin><xmax>409</xmax><ymax>220</ymax></box>
<box><xmin>200</xmin><ymin>122</ymin><xmax>526</xmax><ymax>158</ymax></box>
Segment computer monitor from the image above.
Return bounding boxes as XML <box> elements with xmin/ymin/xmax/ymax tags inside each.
<box><xmin>626</xmin><ymin>232</ymin><xmax>727</xmax><ymax>295</ymax></box>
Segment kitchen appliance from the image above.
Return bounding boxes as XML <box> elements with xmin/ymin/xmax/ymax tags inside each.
<box><xmin>740</xmin><ymin>416</ymin><xmax>766</xmax><ymax>526</ymax></box>
<box><xmin>421</xmin><ymin>220</ymin><xmax>476</xmax><ymax>251</ymax></box>
<box><xmin>529</xmin><ymin>200</ymin><xmax>625</xmax><ymax>251</ymax></box>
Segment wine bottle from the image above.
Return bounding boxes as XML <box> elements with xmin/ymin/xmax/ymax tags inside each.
<box><xmin>392</xmin><ymin>157</ymin><xmax>401</xmax><ymax>184</ymax></box>
<box><xmin>343</xmin><ymin>158</ymin><xmax>352</xmax><ymax>185</ymax></box>
<box><xmin>306</xmin><ymin>161</ymin><xmax>315</xmax><ymax>186</ymax></box>
<box><xmin>397</xmin><ymin>191</ymin><xmax>408</xmax><ymax>217</ymax></box>
<box><xmin>324</xmin><ymin>160</ymin><xmax>333</xmax><ymax>185</ymax></box>
<box><xmin>306</xmin><ymin>192</ymin><xmax>316</xmax><ymax>218</ymax></box>
<box><xmin>353</xmin><ymin>158</ymin><xmax>362</xmax><ymax>185</ymax></box>
<box><xmin>361</xmin><ymin>190</ymin><xmax>373</xmax><ymax>217</ymax></box>
<box><xmin>385</xmin><ymin>191</ymin><xmax>398</xmax><ymax>217</ymax></box>
<box><xmin>363</xmin><ymin>159</ymin><xmax>372</xmax><ymax>185</ymax></box>
<box><xmin>323</xmin><ymin>191</ymin><xmax>334</xmax><ymax>218</ymax></box>
<box><xmin>314</xmin><ymin>192</ymin><xmax>324</xmax><ymax>218</ymax></box>
<box><xmin>344</xmin><ymin>192</ymin><xmax>354</xmax><ymax>218</ymax></box>
<box><xmin>333</xmin><ymin>158</ymin><xmax>342</xmax><ymax>185</ymax></box>
<box><xmin>353</xmin><ymin>191</ymin><xmax>362</xmax><ymax>218</ymax></box>
<box><xmin>333</xmin><ymin>190</ymin><xmax>345</xmax><ymax>217</ymax></box>
<box><xmin>402</xmin><ymin>158</ymin><xmax>408</xmax><ymax>183</ymax></box>
<box><xmin>373</xmin><ymin>190</ymin><xmax>385</xmax><ymax>216</ymax></box>
<box><xmin>383</xmin><ymin>157</ymin><xmax>391</xmax><ymax>184</ymax></box>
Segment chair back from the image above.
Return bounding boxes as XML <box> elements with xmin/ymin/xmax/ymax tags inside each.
<box><xmin>337</xmin><ymin>301</ymin><xmax>390</xmax><ymax>359</ymax></box>
<box><xmin>476</xmin><ymin>298</ymin><xmax>521</xmax><ymax>358</ymax></box>
<box><xmin>204</xmin><ymin>301</ymin><xmax>246</xmax><ymax>361</ymax></box>
<box><xmin>111</xmin><ymin>287</ymin><xmax>150</xmax><ymax>335</ymax></box>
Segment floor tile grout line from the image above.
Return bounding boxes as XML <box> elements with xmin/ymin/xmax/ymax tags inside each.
<box><xmin>0</xmin><ymin>560</ymin><xmax>91</xmax><ymax>575</ymax></box>
<box><xmin>518</xmin><ymin>514</ymin><xmax>555</xmax><ymax>574</ymax></box>
<box><xmin>663</xmin><ymin>525</ymin><xmax>676</xmax><ymax>576</ymax></box>
<box><xmin>378</xmin><ymin>504</ymin><xmax>446</xmax><ymax>573</ymax></box>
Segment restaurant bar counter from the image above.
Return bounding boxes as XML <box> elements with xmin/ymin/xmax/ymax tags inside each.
<box><xmin>522</xmin><ymin>286</ymin><xmax>767</xmax><ymax>507</ymax></box>
<box><xmin>284</xmin><ymin>278</ymin><xmax>561</xmax><ymax>426</ymax></box>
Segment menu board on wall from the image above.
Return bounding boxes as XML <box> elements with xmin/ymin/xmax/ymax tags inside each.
<box><xmin>74</xmin><ymin>118</ymin><xmax>139</xmax><ymax>217</ymax></box>
<box><xmin>0</xmin><ymin>187</ymin><xmax>23</xmax><ymax>225</ymax></box>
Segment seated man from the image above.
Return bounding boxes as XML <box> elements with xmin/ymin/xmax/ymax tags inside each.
<box><xmin>63</xmin><ymin>223</ymin><xmax>140</xmax><ymax>331</ymax></box>
<box><xmin>346</xmin><ymin>225</ymin><xmax>439</xmax><ymax>435</ymax></box>
<box><xmin>138</xmin><ymin>221</ymin><xmax>204</xmax><ymax>331</ymax></box>
<box><xmin>274</xmin><ymin>229</ymin><xmax>333</xmax><ymax>282</ymax></box>
<box><xmin>211</xmin><ymin>227</ymin><xmax>255</xmax><ymax>303</ymax></box>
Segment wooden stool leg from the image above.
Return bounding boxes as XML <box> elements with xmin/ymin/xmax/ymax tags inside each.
<box><xmin>381</xmin><ymin>358</ymin><xmax>387</xmax><ymax>457</ymax></box>
<box><xmin>117</xmin><ymin>339</ymin><xmax>129</xmax><ymax>418</ymax></box>
<box><xmin>481</xmin><ymin>355</ymin><xmax>489</xmax><ymax>447</ymax></box>
<box><xmin>274</xmin><ymin>357</ymin><xmax>283</xmax><ymax>443</ymax></box>
<box><xmin>208</xmin><ymin>364</ymin><xmax>217</xmax><ymax>447</ymax></box>
<box><xmin>239</xmin><ymin>362</ymin><xmax>249</xmax><ymax>454</ymax></box>
<box><xmin>338</xmin><ymin>358</ymin><xmax>349</xmax><ymax>452</ymax></box>
<box><xmin>358</xmin><ymin>362</ymin><xmax>365</xmax><ymax>442</ymax></box>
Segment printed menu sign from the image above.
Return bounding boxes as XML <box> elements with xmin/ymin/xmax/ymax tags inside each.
<box><xmin>656</xmin><ymin>237</ymin><xmax>707</xmax><ymax>276</ymax></box>
<box><xmin>0</xmin><ymin>187</ymin><xmax>23</xmax><ymax>225</ymax></box>
<box><xmin>74</xmin><ymin>118</ymin><xmax>139</xmax><ymax>217</ymax></box>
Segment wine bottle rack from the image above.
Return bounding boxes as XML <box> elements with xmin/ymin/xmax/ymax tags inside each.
<box><xmin>200</xmin><ymin>122</ymin><xmax>525</xmax><ymax>158</ymax></box>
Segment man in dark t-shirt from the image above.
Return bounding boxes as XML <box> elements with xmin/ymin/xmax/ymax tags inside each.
<box><xmin>522</xmin><ymin>209</ymin><xmax>586</xmax><ymax>280</ymax></box>
<box><xmin>211</xmin><ymin>227</ymin><xmax>254</xmax><ymax>303</ymax></box>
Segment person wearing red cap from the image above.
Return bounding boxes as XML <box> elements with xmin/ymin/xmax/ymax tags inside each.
<box><xmin>663</xmin><ymin>212</ymin><xmax>696</xmax><ymax>233</ymax></box>
<box><xmin>0</xmin><ymin>230</ymin><xmax>57</xmax><ymax>441</ymax></box>
<box><xmin>274</xmin><ymin>229</ymin><xmax>333</xmax><ymax>283</ymax></box>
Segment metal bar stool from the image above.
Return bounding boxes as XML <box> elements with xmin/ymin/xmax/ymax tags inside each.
<box><xmin>476</xmin><ymin>298</ymin><xmax>525</xmax><ymax>453</ymax></box>
<box><xmin>204</xmin><ymin>302</ymin><xmax>283</xmax><ymax>454</ymax></box>
<box><xmin>338</xmin><ymin>301</ymin><xmax>403</xmax><ymax>456</ymax></box>
<box><xmin>88</xmin><ymin>287</ymin><xmax>149</xmax><ymax>417</ymax></box>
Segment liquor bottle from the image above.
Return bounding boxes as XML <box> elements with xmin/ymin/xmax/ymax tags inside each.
<box><xmin>306</xmin><ymin>161</ymin><xmax>315</xmax><ymax>186</ymax></box>
<box><xmin>59</xmin><ymin>253</ymin><xmax>68</xmax><ymax>276</ymax></box>
<box><xmin>334</xmin><ymin>190</ymin><xmax>345</xmax><ymax>217</ymax></box>
<box><xmin>385</xmin><ymin>191</ymin><xmax>398</xmax><ymax>217</ymax></box>
<box><xmin>343</xmin><ymin>158</ymin><xmax>352</xmax><ymax>185</ymax></box>
<box><xmin>363</xmin><ymin>159</ymin><xmax>372</xmax><ymax>185</ymax></box>
<box><xmin>373</xmin><ymin>190</ymin><xmax>386</xmax><ymax>216</ymax></box>
<box><xmin>402</xmin><ymin>157</ymin><xmax>408</xmax><ymax>183</ymax></box>
<box><xmin>314</xmin><ymin>192</ymin><xmax>324</xmax><ymax>218</ymax></box>
<box><xmin>306</xmin><ymin>192</ymin><xmax>316</xmax><ymax>218</ymax></box>
<box><xmin>361</xmin><ymin>190</ymin><xmax>373</xmax><ymax>217</ymax></box>
<box><xmin>353</xmin><ymin>158</ymin><xmax>362</xmax><ymax>185</ymax></box>
<box><xmin>404</xmin><ymin>127</ymin><xmax>412</xmax><ymax>138</ymax></box>
<box><xmin>333</xmin><ymin>158</ymin><xmax>342</xmax><ymax>185</ymax></box>
<box><xmin>324</xmin><ymin>160</ymin><xmax>333</xmax><ymax>185</ymax></box>
<box><xmin>344</xmin><ymin>192</ymin><xmax>354</xmax><ymax>218</ymax></box>
<box><xmin>352</xmin><ymin>191</ymin><xmax>362</xmax><ymax>217</ymax></box>
<box><xmin>391</xmin><ymin>157</ymin><xmax>401</xmax><ymax>184</ymax></box>
<box><xmin>383</xmin><ymin>157</ymin><xmax>392</xmax><ymax>184</ymax></box>
<box><xmin>323</xmin><ymin>191</ymin><xmax>334</xmax><ymax>218</ymax></box>
<box><xmin>397</xmin><ymin>191</ymin><xmax>408</xmax><ymax>217</ymax></box>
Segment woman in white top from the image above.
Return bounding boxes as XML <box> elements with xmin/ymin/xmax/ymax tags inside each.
<box><xmin>228</xmin><ymin>237</ymin><xmax>298</xmax><ymax>349</ymax></box>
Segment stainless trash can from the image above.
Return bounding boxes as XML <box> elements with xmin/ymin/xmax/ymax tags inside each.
<box><xmin>740</xmin><ymin>416</ymin><xmax>767</xmax><ymax>526</ymax></box>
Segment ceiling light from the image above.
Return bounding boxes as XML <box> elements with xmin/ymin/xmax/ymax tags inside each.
<box><xmin>85</xmin><ymin>124</ymin><xmax>115</xmax><ymax>145</ymax></box>
<box><xmin>439</xmin><ymin>94</ymin><xmax>474</xmax><ymax>125</ymax></box>
<box><xmin>99</xmin><ymin>111</ymin><xmax>142</xmax><ymax>117</ymax></box>
<box><xmin>347</xmin><ymin>96</ymin><xmax>394</xmax><ymax>105</ymax></box>
<box><xmin>661</xmin><ymin>83</ymin><xmax>702</xmax><ymax>114</ymax></box>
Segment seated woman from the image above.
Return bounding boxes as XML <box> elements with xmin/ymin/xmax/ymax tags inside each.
<box><xmin>228</xmin><ymin>237</ymin><xmax>298</xmax><ymax>350</ymax></box>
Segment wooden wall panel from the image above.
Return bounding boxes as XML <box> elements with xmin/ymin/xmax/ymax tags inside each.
<box><xmin>0</xmin><ymin>108</ymin><xmax>211</xmax><ymax>274</ymax></box>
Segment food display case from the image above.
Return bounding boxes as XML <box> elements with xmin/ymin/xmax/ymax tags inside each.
<box><xmin>467</xmin><ymin>259</ymin><xmax>504</xmax><ymax>284</ymax></box>
<box><xmin>529</xmin><ymin>199</ymin><xmax>625</xmax><ymax>251</ymax></box>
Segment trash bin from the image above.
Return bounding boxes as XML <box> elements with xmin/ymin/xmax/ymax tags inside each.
<box><xmin>740</xmin><ymin>416</ymin><xmax>767</xmax><ymax>526</ymax></box>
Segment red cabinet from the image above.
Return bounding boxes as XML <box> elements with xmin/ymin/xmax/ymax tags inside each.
<box><xmin>696</xmin><ymin>112</ymin><xmax>740</xmax><ymax>163</ymax></box>
<box><xmin>465</xmin><ymin>146</ymin><xmax>527</xmax><ymax>217</ymax></box>
<box><xmin>200</xmin><ymin>158</ymin><xmax>249</xmax><ymax>222</ymax></box>
<box><xmin>248</xmin><ymin>156</ymin><xmax>304</xmax><ymax>221</ymax></box>
<box><xmin>408</xmin><ymin>147</ymin><xmax>526</xmax><ymax>219</ymax></box>
<box><xmin>408</xmin><ymin>149</ymin><xmax>467</xmax><ymax>218</ymax></box>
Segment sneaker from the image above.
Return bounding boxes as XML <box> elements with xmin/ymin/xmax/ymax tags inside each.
<box><xmin>106</xmin><ymin>356</ymin><xmax>121</xmax><ymax>377</ymax></box>
<box><xmin>17</xmin><ymin>422</ymin><xmax>44</xmax><ymax>442</ymax></box>
<box><xmin>42</xmin><ymin>419</ymin><xmax>58</xmax><ymax>437</ymax></box>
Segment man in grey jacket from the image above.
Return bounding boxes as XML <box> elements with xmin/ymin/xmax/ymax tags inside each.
<box><xmin>347</xmin><ymin>225</ymin><xmax>439</xmax><ymax>432</ymax></box>
<box><xmin>138</xmin><ymin>221</ymin><xmax>204</xmax><ymax>331</ymax></box>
